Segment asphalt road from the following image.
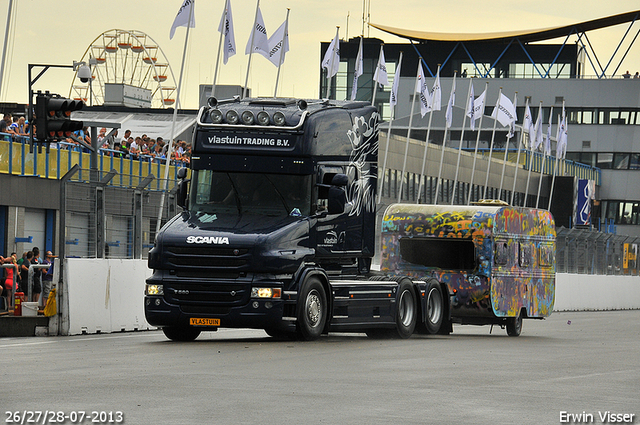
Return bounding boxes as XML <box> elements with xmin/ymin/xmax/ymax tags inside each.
<box><xmin>2</xmin><ymin>310</ymin><xmax>639</xmax><ymax>425</ymax></box>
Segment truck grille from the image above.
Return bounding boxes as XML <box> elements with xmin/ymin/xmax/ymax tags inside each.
<box><xmin>165</xmin><ymin>282</ymin><xmax>249</xmax><ymax>305</ymax></box>
<box><xmin>164</xmin><ymin>246</ymin><xmax>250</xmax><ymax>269</ymax></box>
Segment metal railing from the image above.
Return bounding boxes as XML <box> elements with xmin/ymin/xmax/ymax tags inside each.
<box><xmin>0</xmin><ymin>135</ymin><xmax>188</xmax><ymax>188</ymax></box>
<box><xmin>556</xmin><ymin>227</ymin><xmax>639</xmax><ymax>275</ymax></box>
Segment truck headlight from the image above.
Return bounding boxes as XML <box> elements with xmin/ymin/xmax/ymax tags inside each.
<box><xmin>146</xmin><ymin>284</ymin><xmax>164</xmax><ymax>296</ymax></box>
<box><xmin>251</xmin><ymin>287</ymin><xmax>281</xmax><ymax>299</ymax></box>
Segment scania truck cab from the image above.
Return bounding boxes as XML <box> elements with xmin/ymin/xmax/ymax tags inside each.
<box><xmin>145</xmin><ymin>97</ymin><xmax>448</xmax><ymax>341</ymax></box>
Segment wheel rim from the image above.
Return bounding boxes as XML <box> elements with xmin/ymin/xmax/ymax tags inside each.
<box><xmin>427</xmin><ymin>287</ymin><xmax>442</xmax><ymax>324</ymax></box>
<box><xmin>305</xmin><ymin>289</ymin><xmax>322</xmax><ymax>328</ymax></box>
<box><xmin>398</xmin><ymin>289</ymin><xmax>415</xmax><ymax>327</ymax></box>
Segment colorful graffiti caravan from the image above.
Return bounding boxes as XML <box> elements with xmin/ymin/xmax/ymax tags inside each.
<box><xmin>380</xmin><ymin>204</ymin><xmax>556</xmax><ymax>336</ymax></box>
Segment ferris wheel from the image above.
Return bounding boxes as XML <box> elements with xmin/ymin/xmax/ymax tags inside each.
<box><xmin>69</xmin><ymin>29</ymin><xmax>178</xmax><ymax>108</ymax></box>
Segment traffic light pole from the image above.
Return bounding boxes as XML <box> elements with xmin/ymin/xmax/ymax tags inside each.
<box><xmin>28</xmin><ymin>63</ymin><xmax>73</xmax><ymax>153</ymax></box>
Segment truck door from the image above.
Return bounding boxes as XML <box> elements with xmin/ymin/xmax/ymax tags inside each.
<box><xmin>315</xmin><ymin>165</ymin><xmax>363</xmax><ymax>256</ymax></box>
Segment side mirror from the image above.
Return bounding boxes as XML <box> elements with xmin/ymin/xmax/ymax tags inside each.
<box><xmin>177</xmin><ymin>179</ymin><xmax>189</xmax><ymax>209</ymax></box>
<box><xmin>327</xmin><ymin>174</ymin><xmax>348</xmax><ymax>215</ymax></box>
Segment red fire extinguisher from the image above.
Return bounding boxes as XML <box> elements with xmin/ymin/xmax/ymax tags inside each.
<box><xmin>14</xmin><ymin>292</ymin><xmax>25</xmax><ymax>316</ymax></box>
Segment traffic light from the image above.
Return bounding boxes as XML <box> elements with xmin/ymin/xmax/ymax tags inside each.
<box><xmin>35</xmin><ymin>93</ymin><xmax>84</xmax><ymax>142</ymax></box>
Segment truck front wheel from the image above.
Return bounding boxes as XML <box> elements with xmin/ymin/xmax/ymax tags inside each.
<box><xmin>506</xmin><ymin>311</ymin><xmax>523</xmax><ymax>337</ymax></box>
<box><xmin>296</xmin><ymin>277</ymin><xmax>327</xmax><ymax>341</ymax></box>
<box><xmin>162</xmin><ymin>326</ymin><xmax>201</xmax><ymax>341</ymax></box>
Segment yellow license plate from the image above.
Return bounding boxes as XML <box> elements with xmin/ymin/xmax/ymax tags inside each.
<box><xmin>190</xmin><ymin>318</ymin><xmax>220</xmax><ymax>326</ymax></box>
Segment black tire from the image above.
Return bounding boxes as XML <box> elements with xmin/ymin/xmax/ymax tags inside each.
<box><xmin>506</xmin><ymin>311</ymin><xmax>523</xmax><ymax>337</ymax></box>
<box><xmin>162</xmin><ymin>326</ymin><xmax>201</xmax><ymax>341</ymax></box>
<box><xmin>424</xmin><ymin>279</ymin><xmax>444</xmax><ymax>334</ymax></box>
<box><xmin>394</xmin><ymin>279</ymin><xmax>417</xmax><ymax>339</ymax></box>
<box><xmin>296</xmin><ymin>277</ymin><xmax>327</xmax><ymax>341</ymax></box>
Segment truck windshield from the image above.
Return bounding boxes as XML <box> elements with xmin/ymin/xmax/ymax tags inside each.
<box><xmin>190</xmin><ymin>170</ymin><xmax>312</xmax><ymax>217</ymax></box>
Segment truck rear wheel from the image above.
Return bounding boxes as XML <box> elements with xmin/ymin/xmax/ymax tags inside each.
<box><xmin>394</xmin><ymin>279</ymin><xmax>417</xmax><ymax>338</ymax></box>
<box><xmin>296</xmin><ymin>277</ymin><xmax>327</xmax><ymax>341</ymax></box>
<box><xmin>424</xmin><ymin>279</ymin><xmax>444</xmax><ymax>334</ymax></box>
<box><xmin>506</xmin><ymin>311</ymin><xmax>523</xmax><ymax>337</ymax></box>
<box><xmin>162</xmin><ymin>326</ymin><xmax>201</xmax><ymax>341</ymax></box>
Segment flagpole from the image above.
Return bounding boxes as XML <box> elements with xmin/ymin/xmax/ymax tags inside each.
<box><xmin>371</xmin><ymin>44</ymin><xmax>383</xmax><ymax>106</ymax></box>
<box><xmin>451</xmin><ymin>79</ymin><xmax>472</xmax><ymax>205</ymax></box>
<box><xmin>536</xmin><ymin>106</ymin><xmax>553</xmax><ymax>209</ymax></box>
<box><xmin>211</xmin><ymin>2</ymin><xmax>228</xmax><ymax>99</ymax></box>
<box><xmin>378</xmin><ymin>51</ymin><xmax>402</xmax><ymax>205</ymax></box>
<box><xmin>510</xmin><ymin>99</ymin><xmax>528</xmax><ymax>206</ymax></box>
<box><xmin>467</xmin><ymin>82</ymin><xmax>489</xmax><ymax>205</ymax></box>
<box><xmin>548</xmin><ymin>110</ymin><xmax>562</xmax><ymax>211</ymax></box>
<box><xmin>156</xmin><ymin>0</ymin><xmax>193</xmax><ymax>234</ymax></box>
<box><xmin>434</xmin><ymin>71</ymin><xmax>456</xmax><ymax>205</ymax></box>
<box><xmin>498</xmin><ymin>92</ymin><xmax>517</xmax><ymax>201</ymax></box>
<box><xmin>416</xmin><ymin>64</ymin><xmax>440</xmax><ymax>203</ymax></box>
<box><xmin>273</xmin><ymin>8</ymin><xmax>290</xmax><ymax>98</ymax></box>
<box><xmin>524</xmin><ymin>101</ymin><xmax>542</xmax><ymax>207</ymax></box>
<box><xmin>483</xmin><ymin>87</ymin><xmax>502</xmax><ymax>200</ymax></box>
<box><xmin>243</xmin><ymin>0</ymin><xmax>261</xmax><ymax>99</ymax></box>
<box><xmin>398</xmin><ymin>60</ymin><xmax>421</xmax><ymax>204</ymax></box>
<box><xmin>326</xmin><ymin>26</ymin><xmax>339</xmax><ymax>99</ymax></box>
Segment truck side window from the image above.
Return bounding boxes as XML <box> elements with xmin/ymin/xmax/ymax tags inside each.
<box><xmin>539</xmin><ymin>243</ymin><xmax>554</xmax><ymax>268</ymax></box>
<box><xmin>494</xmin><ymin>241</ymin><xmax>509</xmax><ymax>266</ymax></box>
<box><xmin>519</xmin><ymin>242</ymin><xmax>532</xmax><ymax>268</ymax></box>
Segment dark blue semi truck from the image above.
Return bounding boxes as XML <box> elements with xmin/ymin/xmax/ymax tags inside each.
<box><xmin>144</xmin><ymin>97</ymin><xmax>448</xmax><ymax>341</ymax></box>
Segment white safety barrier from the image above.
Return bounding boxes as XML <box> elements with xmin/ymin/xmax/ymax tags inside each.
<box><xmin>554</xmin><ymin>273</ymin><xmax>640</xmax><ymax>311</ymax></box>
<box><xmin>58</xmin><ymin>259</ymin><xmax>640</xmax><ymax>335</ymax></box>
<box><xmin>62</xmin><ymin>259</ymin><xmax>153</xmax><ymax>335</ymax></box>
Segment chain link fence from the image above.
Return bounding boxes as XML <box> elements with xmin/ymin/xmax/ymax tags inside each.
<box><xmin>63</xmin><ymin>169</ymin><xmax>179</xmax><ymax>260</ymax></box>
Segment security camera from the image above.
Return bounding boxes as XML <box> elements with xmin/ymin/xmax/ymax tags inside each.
<box><xmin>78</xmin><ymin>65</ymin><xmax>92</xmax><ymax>83</ymax></box>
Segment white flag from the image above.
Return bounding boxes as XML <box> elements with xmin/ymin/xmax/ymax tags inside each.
<box><xmin>557</xmin><ymin>117</ymin><xmax>568</xmax><ymax>159</ymax></box>
<box><xmin>322</xmin><ymin>29</ymin><xmax>340</xmax><ymax>78</ymax></box>
<box><xmin>389</xmin><ymin>53</ymin><xmax>402</xmax><ymax>110</ymax></box>
<box><xmin>445</xmin><ymin>74</ymin><xmax>456</xmax><ymax>128</ymax></box>
<box><xmin>491</xmin><ymin>92</ymin><xmax>517</xmax><ymax>127</ymax></box>
<box><xmin>467</xmin><ymin>87</ymin><xmax>485</xmax><ymax>131</ymax></box>
<box><xmin>245</xmin><ymin>6</ymin><xmax>270</xmax><ymax>59</ymax></box>
<box><xmin>267</xmin><ymin>18</ymin><xmax>289</xmax><ymax>66</ymax></box>
<box><xmin>466</xmin><ymin>83</ymin><xmax>475</xmax><ymax>130</ymax></box>
<box><xmin>507</xmin><ymin>93</ymin><xmax>517</xmax><ymax>139</ymax></box>
<box><xmin>532</xmin><ymin>104</ymin><xmax>543</xmax><ymax>151</ymax></box>
<box><xmin>350</xmin><ymin>37</ymin><xmax>364</xmax><ymax>101</ymax></box>
<box><xmin>524</xmin><ymin>103</ymin><xmax>533</xmax><ymax>136</ymax></box>
<box><xmin>544</xmin><ymin>121</ymin><xmax>552</xmax><ymax>155</ymax></box>
<box><xmin>415</xmin><ymin>62</ymin><xmax>431</xmax><ymax>117</ymax></box>
<box><xmin>217</xmin><ymin>0</ymin><xmax>235</xmax><ymax>64</ymax></box>
<box><xmin>170</xmin><ymin>0</ymin><xmax>195</xmax><ymax>40</ymax></box>
<box><xmin>373</xmin><ymin>47</ymin><xmax>389</xmax><ymax>87</ymax></box>
<box><xmin>430</xmin><ymin>68</ymin><xmax>442</xmax><ymax>111</ymax></box>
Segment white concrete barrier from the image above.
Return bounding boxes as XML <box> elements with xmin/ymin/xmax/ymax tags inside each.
<box><xmin>554</xmin><ymin>273</ymin><xmax>640</xmax><ymax>311</ymax></box>
<box><xmin>58</xmin><ymin>259</ymin><xmax>640</xmax><ymax>335</ymax></box>
<box><xmin>62</xmin><ymin>259</ymin><xmax>153</xmax><ymax>335</ymax></box>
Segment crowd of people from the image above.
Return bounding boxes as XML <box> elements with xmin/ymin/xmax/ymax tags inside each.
<box><xmin>0</xmin><ymin>113</ymin><xmax>191</xmax><ymax>166</ymax></box>
<box><xmin>1</xmin><ymin>248</ymin><xmax>55</xmax><ymax>312</ymax></box>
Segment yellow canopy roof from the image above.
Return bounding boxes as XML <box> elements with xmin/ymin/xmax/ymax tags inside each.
<box><xmin>370</xmin><ymin>10</ymin><xmax>640</xmax><ymax>43</ymax></box>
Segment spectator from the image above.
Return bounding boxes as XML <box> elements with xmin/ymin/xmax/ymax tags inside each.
<box><xmin>19</xmin><ymin>251</ymin><xmax>33</xmax><ymax>300</ymax></box>
<box><xmin>41</xmin><ymin>251</ymin><xmax>56</xmax><ymax>307</ymax></box>
<box><xmin>623</xmin><ymin>70</ymin><xmax>631</xmax><ymax>78</ymax></box>
<box><xmin>3</xmin><ymin>253</ymin><xmax>19</xmax><ymax>311</ymax></box>
<box><xmin>0</xmin><ymin>114</ymin><xmax>15</xmax><ymax>141</ymax></box>
<box><xmin>634</xmin><ymin>72</ymin><xmax>639</xmax><ymax>79</ymax></box>
<box><xmin>31</xmin><ymin>247</ymin><xmax>43</xmax><ymax>303</ymax></box>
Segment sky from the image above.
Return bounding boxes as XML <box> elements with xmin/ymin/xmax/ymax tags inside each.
<box><xmin>1</xmin><ymin>0</ymin><xmax>640</xmax><ymax>110</ymax></box>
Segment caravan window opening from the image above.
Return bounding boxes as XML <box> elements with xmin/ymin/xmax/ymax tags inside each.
<box><xmin>399</xmin><ymin>237</ymin><xmax>476</xmax><ymax>270</ymax></box>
